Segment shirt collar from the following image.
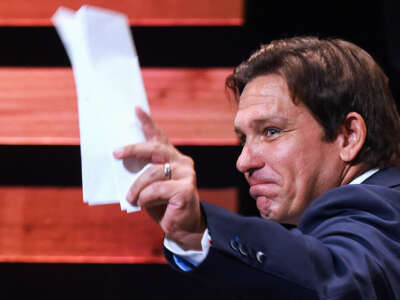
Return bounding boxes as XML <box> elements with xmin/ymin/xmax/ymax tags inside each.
<box><xmin>349</xmin><ymin>168</ymin><xmax>380</xmax><ymax>184</ymax></box>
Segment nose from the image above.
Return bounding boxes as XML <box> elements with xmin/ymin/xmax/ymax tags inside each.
<box><xmin>236</xmin><ymin>142</ymin><xmax>264</xmax><ymax>175</ymax></box>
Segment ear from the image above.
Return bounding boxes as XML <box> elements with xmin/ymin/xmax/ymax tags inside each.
<box><xmin>337</xmin><ymin>112</ymin><xmax>367</xmax><ymax>163</ymax></box>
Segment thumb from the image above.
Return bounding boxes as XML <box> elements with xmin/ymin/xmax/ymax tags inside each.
<box><xmin>135</xmin><ymin>106</ymin><xmax>169</xmax><ymax>143</ymax></box>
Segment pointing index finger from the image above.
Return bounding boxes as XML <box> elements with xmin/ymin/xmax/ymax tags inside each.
<box><xmin>113</xmin><ymin>141</ymin><xmax>173</xmax><ymax>164</ymax></box>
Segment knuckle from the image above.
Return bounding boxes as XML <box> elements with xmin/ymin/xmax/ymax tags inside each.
<box><xmin>180</xmin><ymin>179</ymin><xmax>196</xmax><ymax>196</ymax></box>
<box><xmin>147</xmin><ymin>181</ymin><xmax>163</xmax><ymax>197</ymax></box>
<box><xmin>150</xmin><ymin>142</ymin><xmax>168</xmax><ymax>163</ymax></box>
<box><xmin>149</xmin><ymin>165</ymin><xmax>160</xmax><ymax>178</ymax></box>
<box><xmin>140</xmin><ymin>181</ymin><xmax>166</xmax><ymax>206</ymax></box>
<box><xmin>182</xmin><ymin>155</ymin><xmax>194</xmax><ymax>167</ymax></box>
<box><xmin>183</xmin><ymin>166</ymin><xmax>197</xmax><ymax>182</ymax></box>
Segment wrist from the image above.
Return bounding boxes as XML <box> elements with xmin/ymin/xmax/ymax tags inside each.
<box><xmin>166</xmin><ymin>218</ymin><xmax>206</xmax><ymax>251</ymax></box>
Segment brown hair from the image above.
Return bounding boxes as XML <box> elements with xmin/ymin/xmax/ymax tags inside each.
<box><xmin>226</xmin><ymin>36</ymin><xmax>400</xmax><ymax>168</ymax></box>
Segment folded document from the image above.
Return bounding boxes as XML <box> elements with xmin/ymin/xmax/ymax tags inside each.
<box><xmin>53</xmin><ymin>6</ymin><xmax>150</xmax><ymax>212</ymax></box>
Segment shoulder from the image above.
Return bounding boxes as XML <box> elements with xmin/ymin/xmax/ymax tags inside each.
<box><xmin>299</xmin><ymin>183</ymin><xmax>400</xmax><ymax>238</ymax></box>
<box><xmin>302</xmin><ymin>167</ymin><xmax>400</xmax><ymax>222</ymax></box>
<box><xmin>306</xmin><ymin>183</ymin><xmax>400</xmax><ymax>213</ymax></box>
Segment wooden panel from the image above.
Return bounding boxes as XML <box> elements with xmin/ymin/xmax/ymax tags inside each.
<box><xmin>0</xmin><ymin>0</ymin><xmax>243</xmax><ymax>26</ymax></box>
<box><xmin>0</xmin><ymin>67</ymin><xmax>238</xmax><ymax>146</ymax></box>
<box><xmin>0</xmin><ymin>186</ymin><xmax>238</xmax><ymax>263</ymax></box>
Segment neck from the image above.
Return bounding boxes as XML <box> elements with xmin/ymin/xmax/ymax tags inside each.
<box><xmin>340</xmin><ymin>163</ymin><xmax>370</xmax><ymax>185</ymax></box>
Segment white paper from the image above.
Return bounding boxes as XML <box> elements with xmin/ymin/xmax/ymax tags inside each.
<box><xmin>52</xmin><ymin>6</ymin><xmax>150</xmax><ymax>212</ymax></box>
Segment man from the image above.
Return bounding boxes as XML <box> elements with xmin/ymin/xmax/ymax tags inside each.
<box><xmin>114</xmin><ymin>37</ymin><xmax>400</xmax><ymax>299</ymax></box>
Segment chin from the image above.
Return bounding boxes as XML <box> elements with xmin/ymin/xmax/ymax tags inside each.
<box><xmin>260</xmin><ymin>209</ymin><xmax>295</xmax><ymax>224</ymax></box>
<box><xmin>260</xmin><ymin>211</ymin><xmax>272</xmax><ymax>219</ymax></box>
<box><xmin>259</xmin><ymin>208</ymin><xmax>279</xmax><ymax>220</ymax></box>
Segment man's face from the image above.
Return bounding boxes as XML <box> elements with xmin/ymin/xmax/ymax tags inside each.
<box><xmin>234</xmin><ymin>74</ymin><xmax>344</xmax><ymax>224</ymax></box>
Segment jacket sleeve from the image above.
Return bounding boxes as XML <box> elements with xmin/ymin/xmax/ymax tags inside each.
<box><xmin>165</xmin><ymin>184</ymin><xmax>400</xmax><ymax>300</ymax></box>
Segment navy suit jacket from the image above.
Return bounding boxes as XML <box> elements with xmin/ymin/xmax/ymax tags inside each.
<box><xmin>165</xmin><ymin>168</ymin><xmax>400</xmax><ymax>299</ymax></box>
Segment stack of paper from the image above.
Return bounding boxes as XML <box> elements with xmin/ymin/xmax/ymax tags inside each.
<box><xmin>52</xmin><ymin>6</ymin><xmax>150</xmax><ymax>212</ymax></box>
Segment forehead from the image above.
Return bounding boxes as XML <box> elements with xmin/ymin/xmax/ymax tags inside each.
<box><xmin>239</xmin><ymin>74</ymin><xmax>291</xmax><ymax>107</ymax></box>
<box><xmin>235</xmin><ymin>74</ymin><xmax>302</xmax><ymax>126</ymax></box>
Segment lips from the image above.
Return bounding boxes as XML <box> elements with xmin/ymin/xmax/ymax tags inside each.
<box><xmin>249</xmin><ymin>183</ymin><xmax>279</xmax><ymax>199</ymax></box>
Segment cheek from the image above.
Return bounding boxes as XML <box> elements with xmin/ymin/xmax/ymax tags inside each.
<box><xmin>289</xmin><ymin>142</ymin><xmax>339</xmax><ymax>207</ymax></box>
<box><xmin>259</xmin><ymin>143</ymin><xmax>288</xmax><ymax>180</ymax></box>
<box><xmin>272</xmin><ymin>141</ymin><xmax>317</xmax><ymax>201</ymax></box>
<box><xmin>285</xmin><ymin>134</ymin><xmax>327</xmax><ymax>174</ymax></box>
<box><xmin>259</xmin><ymin>141</ymin><xmax>318</xmax><ymax>223</ymax></box>
<box><xmin>270</xmin><ymin>140</ymin><xmax>305</xmax><ymax>177</ymax></box>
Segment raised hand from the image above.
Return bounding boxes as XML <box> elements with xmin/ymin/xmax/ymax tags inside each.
<box><xmin>113</xmin><ymin>107</ymin><xmax>205</xmax><ymax>250</ymax></box>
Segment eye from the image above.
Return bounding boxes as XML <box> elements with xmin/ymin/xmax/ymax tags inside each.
<box><xmin>264</xmin><ymin>127</ymin><xmax>280</xmax><ymax>137</ymax></box>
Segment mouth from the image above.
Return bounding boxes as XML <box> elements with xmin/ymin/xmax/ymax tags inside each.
<box><xmin>249</xmin><ymin>182</ymin><xmax>279</xmax><ymax>198</ymax></box>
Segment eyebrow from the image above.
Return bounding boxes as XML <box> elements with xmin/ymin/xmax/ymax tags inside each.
<box><xmin>234</xmin><ymin>117</ymin><xmax>289</xmax><ymax>134</ymax></box>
